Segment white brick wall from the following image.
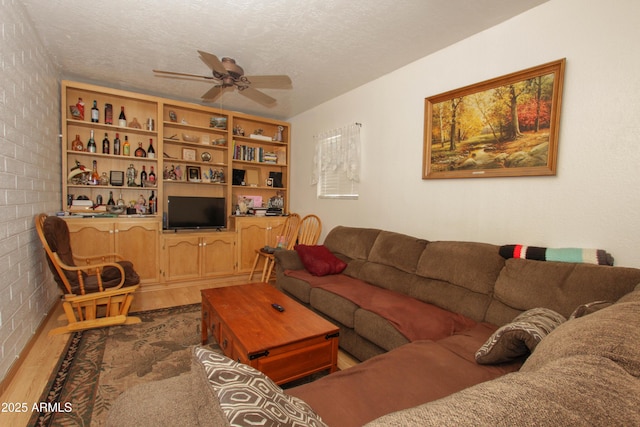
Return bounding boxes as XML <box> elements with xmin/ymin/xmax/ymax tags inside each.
<box><xmin>0</xmin><ymin>0</ymin><xmax>61</xmax><ymax>381</ymax></box>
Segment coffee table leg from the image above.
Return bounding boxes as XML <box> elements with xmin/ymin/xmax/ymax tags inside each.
<box><xmin>201</xmin><ymin>304</ymin><xmax>209</xmax><ymax>345</ymax></box>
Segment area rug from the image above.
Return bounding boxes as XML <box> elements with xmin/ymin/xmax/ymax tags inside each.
<box><xmin>29</xmin><ymin>303</ymin><xmax>217</xmax><ymax>427</ymax></box>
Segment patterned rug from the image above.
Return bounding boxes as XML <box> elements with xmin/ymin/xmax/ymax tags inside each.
<box><xmin>28</xmin><ymin>304</ymin><xmax>216</xmax><ymax>427</ymax></box>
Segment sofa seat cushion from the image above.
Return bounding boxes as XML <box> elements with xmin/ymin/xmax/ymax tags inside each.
<box><xmin>286</xmin><ymin>270</ymin><xmax>477</xmax><ymax>341</ymax></box>
<box><xmin>288</xmin><ymin>323</ymin><xmax>520</xmax><ymax>427</ymax></box>
<box><xmin>366</xmin><ymin>354</ymin><xmax>640</xmax><ymax>427</ymax></box>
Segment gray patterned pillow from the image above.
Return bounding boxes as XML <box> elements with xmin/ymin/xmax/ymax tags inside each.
<box><xmin>475</xmin><ymin>307</ymin><xmax>566</xmax><ymax>365</ymax></box>
<box><xmin>194</xmin><ymin>346</ymin><xmax>327</xmax><ymax>427</ymax></box>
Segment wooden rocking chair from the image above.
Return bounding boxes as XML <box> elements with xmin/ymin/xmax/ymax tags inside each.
<box><xmin>249</xmin><ymin>213</ymin><xmax>301</xmax><ymax>283</ymax></box>
<box><xmin>35</xmin><ymin>214</ymin><xmax>141</xmax><ymax>335</ymax></box>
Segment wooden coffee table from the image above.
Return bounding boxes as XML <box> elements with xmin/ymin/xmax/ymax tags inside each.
<box><xmin>201</xmin><ymin>282</ymin><xmax>339</xmax><ymax>385</ymax></box>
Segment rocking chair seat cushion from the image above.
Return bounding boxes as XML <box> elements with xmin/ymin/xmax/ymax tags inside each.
<box><xmin>42</xmin><ymin>216</ymin><xmax>140</xmax><ymax>294</ymax></box>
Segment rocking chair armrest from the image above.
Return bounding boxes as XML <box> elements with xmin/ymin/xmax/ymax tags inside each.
<box><xmin>53</xmin><ymin>253</ymin><xmax>127</xmax><ymax>289</ymax></box>
<box><xmin>73</xmin><ymin>253</ymin><xmax>125</xmax><ymax>264</ymax></box>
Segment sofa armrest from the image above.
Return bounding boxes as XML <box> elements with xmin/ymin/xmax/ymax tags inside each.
<box><xmin>275</xmin><ymin>249</ymin><xmax>305</xmax><ymax>270</ymax></box>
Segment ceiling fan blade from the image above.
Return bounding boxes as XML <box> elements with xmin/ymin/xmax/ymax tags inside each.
<box><xmin>197</xmin><ymin>50</ymin><xmax>227</xmax><ymax>75</ymax></box>
<box><xmin>201</xmin><ymin>85</ymin><xmax>232</xmax><ymax>101</ymax></box>
<box><xmin>153</xmin><ymin>69</ymin><xmax>214</xmax><ymax>80</ymax></box>
<box><xmin>238</xmin><ymin>87</ymin><xmax>277</xmax><ymax>107</ymax></box>
<box><xmin>244</xmin><ymin>75</ymin><xmax>292</xmax><ymax>89</ymax></box>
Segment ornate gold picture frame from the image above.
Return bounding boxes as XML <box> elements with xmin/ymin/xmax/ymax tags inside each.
<box><xmin>423</xmin><ymin>59</ymin><xmax>565</xmax><ymax>179</ymax></box>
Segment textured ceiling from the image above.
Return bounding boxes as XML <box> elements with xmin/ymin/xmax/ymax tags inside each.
<box><xmin>22</xmin><ymin>0</ymin><xmax>547</xmax><ymax>120</ymax></box>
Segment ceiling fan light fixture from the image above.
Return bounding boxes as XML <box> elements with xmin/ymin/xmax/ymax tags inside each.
<box><xmin>154</xmin><ymin>50</ymin><xmax>292</xmax><ymax>108</ymax></box>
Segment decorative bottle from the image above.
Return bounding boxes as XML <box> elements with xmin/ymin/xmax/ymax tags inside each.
<box><xmin>91</xmin><ymin>100</ymin><xmax>99</xmax><ymax>123</ymax></box>
<box><xmin>102</xmin><ymin>132</ymin><xmax>110</xmax><ymax>154</ymax></box>
<box><xmin>90</xmin><ymin>160</ymin><xmax>100</xmax><ymax>185</ymax></box>
<box><xmin>104</xmin><ymin>103</ymin><xmax>113</xmax><ymax>125</ymax></box>
<box><xmin>113</xmin><ymin>133</ymin><xmax>121</xmax><ymax>155</ymax></box>
<box><xmin>118</xmin><ymin>106</ymin><xmax>127</xmax><ymax>127</ymax></box>
<box><xmin>148</xmin><ymin>166</ymin><xmax>156</xmax><ymax>184</ymax></box>
<box><xmin>86</xmin><ymin>130</ymin><xmax>97</xmax><ymax>153</ymax></box>
<box><xmin>107</xmin><ymin>191</ymin><xmax>115</xmax><ymax>206</ymax></box>
<box><xmin>123</xmin><ymin>136</ymin><xmax>130</xmax><ymax>156</ymax></box>
<box><xmin>71</xmin><ymin>134</ymin><xmax>84</xmax><ymax>151</ymax></box>
<box><xmin>140</xmin><ymin>165</ymin><xmax>147</xmax><ymax>185</ymax></box>
<box><xmin>148</xmin><ymin>190</ymin><xmax>156</xmax><ymax>214</ymax></box>
<box><xmin>76</xmin><ymin>98</ymin><xmax>85</xmax><ymax>120</ymax></box>
<box><xmin>147</xmin><ymin>138</ymin><xmax>155</xmax><ymax>159</ymax></box>
<box><xmin>134</xmin><ymin>142</ymin><xmax>147</xmax><ymax>157</ymax></box>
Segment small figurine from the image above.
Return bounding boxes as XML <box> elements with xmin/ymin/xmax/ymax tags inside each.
<box><xmin>175</xmin><ymin>165</ymin><xmax>182</xmax><ymax>181</ymax></box>
<box><xmin>274</xmin><ymin>125</ymin><xmax>284</xmax><ymax>142</ymax></box>
<box><xmin>126</xmin><ymin>163</ymin><xmax>137</xmax><ymax>187</ymax></box>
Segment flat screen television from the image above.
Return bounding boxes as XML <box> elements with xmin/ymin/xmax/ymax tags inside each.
<box><xmin>167</xmin><ymin>196</ymin><xmax>226</xmax><ymax>230</ymax></box>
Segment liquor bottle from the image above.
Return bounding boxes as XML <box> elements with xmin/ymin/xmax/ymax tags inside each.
<box><xmin>102</xmin><ymin>132</ymin><xmax>110</xmax><ymax>154</ymax></box>
<box><xmin>134</xmin><ymin>142</ymin><xmax>147</xmax><ymax>157</ymax></box>
<box><xmin>113</xmin><ymin>133</ymin><xmax>121</xmax><ymax>155</ymax></box>
<box><xmin>148</xmin><ymin>190</ymin><xmax>156</xmax><ymax>214</ymax></box>
<box><xmin>107</xmin><ymin>191</ymin><xmax>115</xmax><ymax>206</ymax></box>
<box><xmin>90</xmin><ymin>160</ymin><xmax>99</xmax><ymax>185</ymax></box>
<box><xmin>116</xmin><ymin>193</ymin><xmax>125</xmax><ymax>207</ymax></box>
<box><xmin>118</xmin><ymin>106</ymin><xmax>127</xmax><ymax>127</ymax></box>
<box><xmin>91</xmin><ymin>100</ymin><xmax>99</xmax><ymax>123</ymax></box>
<box><xmin>148</xmin><ymin>166</ymin><xmax>156</xmax><ymax>184</ymax></box>
<box><xmin>87</xmin><ymin>130</ymin><xmax>97</xmax><ymax>153</ymax></box>
<box><xmin>147</xmin><ymin>138</ymin><xmax>155</xmax><ymax>159</ymax></box>
<box><xmin>71</xmin><ymin>134</ymin><xmax>84</xmax><ymax>151</ymax></box>
<box><xmin>123</xmin><ymin>136</ymin><xmax>130</xmax><ymax>156</ymax></box>
<box><xmin>140</xmin><ymin>165</ymin><xmax>147</xmax><ymax>185</ymax></box>
<box><xmin>104</xmin><ymin>103</ymin><xmax>113</xmax><ymax>125</ymax></box>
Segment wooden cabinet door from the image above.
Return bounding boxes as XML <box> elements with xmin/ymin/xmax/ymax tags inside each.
<box><xmin>235</xmin><ymin>217</ymin><xmax>286</xmax><ymax>273</ymax></box>
<box><xmin>66</xmin><ymin>220</ymin><xmax>115</xmax><ymax>258</ymax></box>
<box><xmin>115</xmin><ymin>220</ymin><xmax>160</xmax><ymax>284</ymax></box>
<box><xmin>162</xmin><ymin>234</ymin><xmax>201</xmax><ymax>282</ymax></box>
<box><xmin>236</xmin><ymin>218</ymin><xmax>269</xmax><ymax>273</ymax></box>
<box><xmin>201</xmin><ymin>233</ymin><xmax>236</xmax><ymax>278</ymax></box>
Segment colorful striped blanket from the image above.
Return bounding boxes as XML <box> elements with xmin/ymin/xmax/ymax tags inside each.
<box><xmin>499</xmin><ymin>244</ymin><xmax>614</xmax><ymax>266</ymax></box>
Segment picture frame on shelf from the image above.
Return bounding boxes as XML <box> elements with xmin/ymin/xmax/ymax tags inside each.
<box><xmin>110</xmin><ymin>171</ymin><xmax>124</xmax><ymax>186</ymax></box>
<box><xmin>182</xmin><ymin>148</ymin><xmax>197</xmax><ymax>161</ymax></box>
<box><xmin>187</xmin><ymin>166</ymin><xmax>201</xmax><ymax>182</ymax></box>
<box><xmin>245</xmin><ymin>168</ymin><xmax>260</xmax><ymax>187</ymax></box>
<box><xmin>423</xmin><ymin>59</ymin><xmax>565</xmax><ymax>179</ymax></box>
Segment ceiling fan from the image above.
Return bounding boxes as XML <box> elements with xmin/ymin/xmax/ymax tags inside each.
<box><xmin>153</xmin><ymin>50</ymin><xmax>292</xmax><ymax>107</ymax></box>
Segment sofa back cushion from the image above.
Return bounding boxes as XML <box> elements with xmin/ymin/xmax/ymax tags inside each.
<box><xmin>485</xmin><ymin>258</ymin><xmax>640</xmax><ymax>325</ymax></box>
<box><xmin>323</xmin><ymin>226</ymin><xmax>380</xmax><ymax>261</ymax></box>
<box><xmin>521</xmin><ymin>289</ymin><xmax>640</xmax><ymax>376</ymax></box>
<box><xmin>367</xmin><ymin>230</ymin><xmax>428</xmax><ymax>274</ymax></box>
<box><xmin>415</xmin><ymin>241</ymin><xmax>504</xmax><ymax>295</ymax></box>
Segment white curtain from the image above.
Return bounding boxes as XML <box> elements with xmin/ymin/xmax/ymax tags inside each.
<box><xmin>311</xmin><ymin>123</ymin><xmax>361</xmax><ymax>185</ymax></box>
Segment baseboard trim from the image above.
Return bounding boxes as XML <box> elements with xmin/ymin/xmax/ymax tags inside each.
<box><xmin>0</xmin><ymin>298</ymin><xmax>62</xmax><ymax>397</ymax></box>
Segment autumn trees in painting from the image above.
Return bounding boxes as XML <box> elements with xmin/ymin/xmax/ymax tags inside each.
<box><xmin>423</xmin><ymin>59</ymin><xmax>565</xmax><ymax>179</ymax></box>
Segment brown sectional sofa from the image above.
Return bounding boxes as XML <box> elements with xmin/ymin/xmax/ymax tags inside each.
<box><xmin>108</xmin><ymin>226</ymin><xmax>640</xmax><ymax>426</ymax></box>
<box><xmin>275</xmin><ymin>226</ymin><xmax>640</xmax><ymax>361</ymax></box>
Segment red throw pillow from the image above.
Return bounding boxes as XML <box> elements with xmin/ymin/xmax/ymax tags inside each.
<box><xmin>295</xmin><ymin>245</ymin><xmax>347</xmax><ymax>276</ymax></box>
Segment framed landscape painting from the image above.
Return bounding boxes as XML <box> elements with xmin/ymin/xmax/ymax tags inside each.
<box><xmin>423</xmin><ymin>59</ymin><xmax>565</xmax><ymax>179</ymax></box>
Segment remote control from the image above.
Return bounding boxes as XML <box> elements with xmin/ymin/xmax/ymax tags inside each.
<box><xmin>271</xmin><ymin>303</ymin><xmax>285</xmax><ymax>312</ymax></box>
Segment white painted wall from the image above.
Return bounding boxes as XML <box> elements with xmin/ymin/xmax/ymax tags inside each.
<box><xmin>289</xmin><ymin>0</ymin><xmax>640</xmax><ymax>268</ymax></box>
<box><xmin>0</xmin><ymin>0</ymin><xmax>61</xmax><ymax>381</ymax></box>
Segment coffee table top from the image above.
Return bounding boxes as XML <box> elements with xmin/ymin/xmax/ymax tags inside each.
<box><xmin>201</xmin><ymin>282</ymin><xmax>338</xmax><ymax>354</ymax></box>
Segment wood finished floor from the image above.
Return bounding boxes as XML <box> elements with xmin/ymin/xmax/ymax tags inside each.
<box><xmin>0</xmin><ymin>281</ymin><xmax>359</xmax><ymax>426</ymax></box>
